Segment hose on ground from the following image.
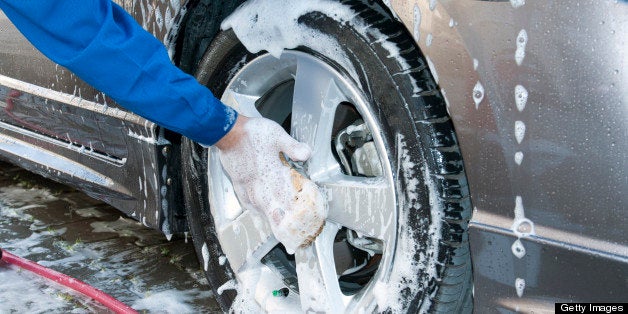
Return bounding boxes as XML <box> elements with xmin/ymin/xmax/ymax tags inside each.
<box><xmin>0</xmin><ymin>248</ymin><xmax>137</xmax><ymax>314</ymax></box>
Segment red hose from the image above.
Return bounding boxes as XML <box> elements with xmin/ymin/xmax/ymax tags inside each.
<box><xmin>0</xmin><ymin>248</ymin><xmax>138</xmax><ymax>314</ymax></box>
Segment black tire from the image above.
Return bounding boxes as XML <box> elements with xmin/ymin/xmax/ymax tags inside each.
<box><xmin>176</xmin><ymin>0</ymin><xmax>246</xmax><ymax>74</ymax></box>
<box><xmin>181</xmin><ymin>0</ymin><xmax>473</xmax><ymax>312</ymax></box>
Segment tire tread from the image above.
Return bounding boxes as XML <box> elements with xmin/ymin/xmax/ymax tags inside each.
<box><xmin>340</xmin><ymin>1</ymin><xmax>474</xmax><ymax>313</ymax></box>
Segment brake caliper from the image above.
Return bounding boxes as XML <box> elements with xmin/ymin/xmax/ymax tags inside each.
<box><xmin>334</xmin><ymin>120</ymin><xmax>382</xmax><ymax>177</ymax></box>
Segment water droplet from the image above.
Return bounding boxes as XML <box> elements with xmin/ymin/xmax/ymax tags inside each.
<box><xmin>426</xmin><ymin>33</ymin><xmax>433</xmax><ymax>47</ymax></box>
<box><xmin>413</xmin><ymin>4</ymin><xmax>421</xmax><ymax>41</ymax></box>
<box><xmin>515</xmin><ymin>29</ymin><xmax>528</xmax><ymax>66</ymax></box>
<box><xmin>514</xmin><ymin>196</ymin><xmax>525</xmax><ymax>220</ymax></box>
<box><xmin>472</xmin><ymin>81</ymin><xmax>485</xmax><ymax>109</ymax></box>
<box><xmin>515</xmin><ymin>278</ymin><xmax>526</xmax><ymax>297</ymax></box>
<box><xmin>511</xmin><ymin>239</ymin><xmax>526</xmax><ymax>258</ymax></box>
<box><xmin>510</xmin><ymin>0</ymin><xmax>525</xmax><ymax>8</ymax></box>
<box><xmin>515</xmin><ymin>121</ymin><xmax>526</xmax><ymax>144</ymax></box>
<box><xmin>512</xmin><ymin>218</ymin><xmax>535</xmax><ymax>238</ymax></box>
<box><xmin>515</xmin><ymin>85</ymin><xmax>528</xmax><ymax>111</ymax></box>
<box><xmin>517</xmin><ymin>221</ymin><xmax>533</xmax><ymax>234</ymax></box>
<box><xmin>514</xmin><ymin>151</ymin><xmax>524</xmax><ymax>165</ymax></box>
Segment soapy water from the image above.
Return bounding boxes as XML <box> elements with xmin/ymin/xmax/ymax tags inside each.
<box><xmin>510</xmin><ymin>0</ymin><xmax>525</xmax><ymax>9</ymax></box>
<box><xmin>413</xmin><ymin>4</ymin><xmax>421</xmax><ymax>41</ymax></box>
<box><xmin>515</xmin><ymin>120</ymin><xmax>526</xmax><ymax>144</ymax></box>
<box><xmin>515</xmin><ymin>29</ymin><xmax>528</xmax><ymax>66</ymax></box>
<box><xmin>515</xmin><ymin>278</ymin><xmax>526</xmax><ymax>297</ymax></box>
<box><xmin>131</xmin><ymin>288</ymin><xmax>213</xmax><ymax>313</ymax></box>
<box><xmin>513</xmin><ymin>196</ymin><xmax>526</xmax><ymax>223</ymax></box>
<box><xmin>429</xmin><ymin>0</ymin><xmax>437</xmax><ymax>11</ymax></box>
<box><xmin>511</xmin><ymin>8</ymin><xmax>531</xmax><ymax>299</ymax></box>
<box><xmin>512</xmin><ymin>218</ymin><xmax>535</xmax><ymax>238</ymax></box>
<box><xmin>221</xmin><ymin>0</ymin><xmax>358</xmax><ymax>79</ymax></box>
<box><xmin>0</xmin><ymin>262</ymin><xmax>107</xmax><ymax>313</ymax></box>
<box><xmin>515</xmin><ymin>85</ymin><xmax>528</xmax><ymax>112</ymax></box>
<box><xmin>222</xmin><ymin>0</ymin><xmax>425</xmax><ymax>95</ymax></box>
<box><xmin>0</xmin><ymin>174</ymin><xmax>216</xmax><ymax>312</ymax></box>
<box><xmin>202</xmin><ymin>242</ymin><xmax>210</xmax><ymax>271</ymax></box>
<box><xmin>511</xmin><ymin>197</ymin><xmax>532</xmax><ymax>298</ymax></box>
<box><xmin>473</xmin><ymin>81</ymin><xmax>485</xmax><ymax>109</ymax></box>
<box><xmin>217</xmin><ymin>117</ymin><xmax>327</xmax><ymax>254</ymax></box>
<box><xmin>372</xmin><ymin>134</ymin><xmax>443</xmax><ymax>313</ymax></box>
<box><xmin>510</xmin><ymin>196</ymin><xmax>535</xmax><ymax>258</ymax></box>
<box><xmin>514</xmin><ymin>151</ymin><xmax>524</xmax><ymax>165</ymax></box>
<box><xmin>511</xmin><ymin>239</ymin><xmax>526</xmax><ymax>259</ymax></box>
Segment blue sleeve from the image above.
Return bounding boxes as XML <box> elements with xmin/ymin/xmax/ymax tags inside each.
<box><xmin>0</xmin><ymin>0</ymin><xmax>237</xmax><ymax>146</ymax></box>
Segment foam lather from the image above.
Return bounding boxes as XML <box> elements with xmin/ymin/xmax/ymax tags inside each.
<box><xmin>218</xmin><ymin>117</ymin><xmax>327</xmax><ymax>254</ymax></box>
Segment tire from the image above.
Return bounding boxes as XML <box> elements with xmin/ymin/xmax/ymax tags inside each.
<box><xmin>181</xmin><ymin>0</ymin><xmax>473</xmax><ymax>312</ymax></box>
<box><xmin>176</xmin><ymin>0</ymin><xmax>246</xmax><ymax>74</ymax></box>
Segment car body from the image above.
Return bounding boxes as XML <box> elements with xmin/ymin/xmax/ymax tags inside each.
<box><xmin>0</xmin><ymin>0</ymin><xmax>626</xmax><ymax>312</ymax></box>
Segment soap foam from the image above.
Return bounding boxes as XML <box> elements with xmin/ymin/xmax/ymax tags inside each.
<box><xmin>515</xmin><ymin>120</ymin><xmax>526</xmax><ymax>144</ymax></box>
<box><xmin>515</xmin><ymin>85</ymin><xmax>528</xmax><ymax>112</ymax></box>
<box><xmin>515</xmin><ymin>29</ymin><xmax>528</xmax><ymax>66</ymax></box>
<box><xmin>473</xmin><ymin>81</ymin><xmax>485</xmax><ymax>109</ymax></box>
<box><xmin>218</xmin><ymin>118</ymin><xmax>327</xmax><ymax>255</ymax></box>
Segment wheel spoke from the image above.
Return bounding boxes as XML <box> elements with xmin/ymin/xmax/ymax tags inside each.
<box><xmin>290</xmin><ymin>57</ymin><xmax>347</xmax><ymax>176</ymax></box>
<box><xmin>295</xmin><ymin>223</ymin><xmax>345</xmax><ymax>313</ymax></box>
<box><xmin>217</xmin><ymin>210</ymin><xmax>278</xmax><ymax>272</ymax></box>
<box><xmin>222</xmin><ymin>88</ymin><xmax>262</xmax><ymax>118</ymax></box>
<box><xmin>320</xmin><ymin>173</ymin><xmax>395</xmax><ymax>240</ymax></box>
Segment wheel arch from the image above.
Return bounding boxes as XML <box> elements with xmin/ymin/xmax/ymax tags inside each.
<box><xmin>173</xmin><ymin>0</ymin><xmax>248</xmax><ymax>74</ymax></box>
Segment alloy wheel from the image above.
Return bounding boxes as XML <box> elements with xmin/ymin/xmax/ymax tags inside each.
<box><xmin>207</xmin><ymin>51</ymin><xmax>397</xmax><ymax>312</ymax></box>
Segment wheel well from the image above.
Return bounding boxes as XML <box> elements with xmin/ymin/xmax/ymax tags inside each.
<box><xmin>173</xmin><ymin>0</ymin><xmax>398</xmax><ymax>73</ymax></box>
<box><xmin>174</xmin><ymin>0</ymin><xmax>246</xmax><ymax>73</ymax></box>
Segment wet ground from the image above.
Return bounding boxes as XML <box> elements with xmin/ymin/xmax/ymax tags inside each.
<box><xmin>0</xmin><ymin>160</ymin><xmax>222</xmax><ymax>313</ymax></box>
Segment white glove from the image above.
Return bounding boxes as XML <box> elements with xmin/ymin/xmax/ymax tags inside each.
<box><xmin>216</xmin><ymin>116</ymin><xmax>327</xmax><ymax>254</ymax></box>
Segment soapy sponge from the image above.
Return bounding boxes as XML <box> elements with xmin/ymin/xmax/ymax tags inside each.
<box><xmin>272</xmin><ymin>154</ymin><xmax>327</xmax><ymax>253</ymax></box>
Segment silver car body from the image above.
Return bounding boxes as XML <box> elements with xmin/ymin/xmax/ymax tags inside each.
<box><xmin>0</xmin><ymin>0</ymin><xmax>626</xmax><ymax>311</ymax></box>
<box><xmin>384</xmin><ymin>0</ymin><xmax>627</xmax><ymax>311</ymax></box>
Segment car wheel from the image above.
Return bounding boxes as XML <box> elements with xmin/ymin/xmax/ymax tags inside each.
<box><xmin>182</xmin><ymin>0</ymin><xmax>472</xmax><ymax>312</ymax></box>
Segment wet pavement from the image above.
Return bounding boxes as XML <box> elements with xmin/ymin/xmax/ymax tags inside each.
<box><xmin>0</xmin><ymin>160</ymin><xmax>222</xmax><ymax>313</ymax></box>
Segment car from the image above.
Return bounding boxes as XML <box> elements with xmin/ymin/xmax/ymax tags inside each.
<box><xmin>0</xmin><ymin>0</ymin><xmax>626</xmax><ymax>312</ymax></box>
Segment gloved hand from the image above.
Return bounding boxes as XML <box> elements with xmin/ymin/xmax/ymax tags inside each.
<box><xmin>215</xmin><ymin>116</ymin><xmax>327</xmax><ymax>254</ymax></box>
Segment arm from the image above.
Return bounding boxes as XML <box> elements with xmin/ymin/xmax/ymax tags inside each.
<box><xmin>0</xmin><ymin>0</ymin><xmax>236</xmax><ymax>146</ymax></box>
<box><xmin>0</xmin><ymin>0</ymin><xmax>327</xmax><ymax>248</ymax></box>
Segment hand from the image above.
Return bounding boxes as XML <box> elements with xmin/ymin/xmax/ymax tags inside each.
<box><xmin>215</xmin><ymin>116</ymin><xmax>327</xmax><ymax>254</ymax></box>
